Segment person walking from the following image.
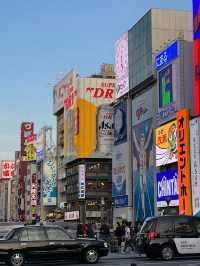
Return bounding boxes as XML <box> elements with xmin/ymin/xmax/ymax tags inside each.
<box><xmin>115</xmin><ymin>222</ymin><xmax>123</xmax><ymax>248</ymax></box>
<box><xmin>123</xmin><ymin>222</ymin><xmax>134</xmax><ymax>253</ymax></box>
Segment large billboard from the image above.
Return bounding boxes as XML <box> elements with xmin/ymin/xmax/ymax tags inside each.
<box><xmin>177</xmin><ymin>109</ymin><xmax>192</xmax><ymax>215</ymax></box>
<box><xmin>64</xmin><ymin>77</ymin><xmax>115</xmax><ymax>163</ymax></box>
<box><xmin>25</xmin><ymin>134</ymin><xmax>37</xmax><ymax>161</ymax></box>
<box><xmin>53</xmin><ymin>70</ymin><xmax>77</xmax><ymax>114</ymax></box>
<box><xmin>21</xmin><ymin>122</ymin><xmax>34</xmax><ymax>159</ymax></box>
<box><xmin>112</xmin><ymin>143</ymin><xmax>129</xmax><ymax>208</ymax></box>
<box><xmin>132</xmin><ymin>88</ymin><xmax>154</xmax><ymax>221</ymax></box>
<box><xmin>115</xmin><ymin>32</ymin><xmax>129</xmax><ymax>99</ymax></box>
<box><xmin>156</xmin><ymin>169</ymin><xmax>179</xmax><ymax>208</ymax></box>
<box><xmin>1</xmin><ymin>160</ymin><xmax>15</xmax><ymax>179</ymax></box>
<box><xmin>155</xmin><ymin>41</ymin><xmax>179</xmax><ymax>125</ymax></box>
<box><xmin>193</xmin><ymin>0</ymin><xmax>200</xmax><ymax>40</ymax></box>
<box><xmin>114</xmin><ymin>101</ymin><xmax>127</xmax><ymax>145</ymax></box>
<box><xmin>190</xmin><ymin>118</ymin><xmax>200</xmax><ymax>216</ymax></box>
<box><xmin>43</xmin><ymin>160</ymin><xmax>57</xmax><ymax>206</ymax></box>
<box><xmin>156</xmin><ymin>120</ymin><xmax>177</xmax><ymax>167</ymax></box>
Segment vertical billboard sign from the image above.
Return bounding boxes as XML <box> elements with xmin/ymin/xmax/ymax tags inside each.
<box><xmin>43</xmin><ymin>160</ymin><xmax>57</xmax><ymax>206</ymax></box>
<box><xmin>132</xmin><ymin>89</ymin><xmax>154</xmax><ymax>221</ymax></box>
<box><xmin>25</xmin><ymin>134</ymin><xmax>37</xmax><ymax>161</ymax></box>
<box><xmin>193</xmin><ymin>0</ymin><xmax>200</xmax><ymax>116</ymax></box>
<box><xmin>31</xmin><ymin>173</ymin><xmax>37</xmax><ymax>216</ymax></box>
<box><xmin>176</xmin><ymin>109</ymin><xmax>192</xmax><ymax>215</ymax></box>
<box><xmin>156</xmin><ymin>169</ymin><xmax>179</xmax><ymax>208</ymax></box>
<box><xmin>21</xmin><ymin>122</ymin><xmax>34</xmax><ymax>158</ymax></box>
<box><xmin>1</xmin><ymin>161</ymin><xmax>15</xmax><ymax>179</ymax></box>
<box><xmin>97</xmin><ymin>105</ymin><xmax>113</xmax><ymax>154</ymax></box>
<box><xmin>115</xmin><ymin>32</ymin><xmax>129</xmax><ymax>99</ymax></box>
<box><xmin>114</xmin><ymin>101</ymin><xmax>127</xmax><ymax>145</ymax></box>
<box><xmin>112</xmin><ymin>100</ymin><xmax>128</xmax><ymax>208</ymax></box>
<box><xmin>155</xmin><ymin>41</ymin><xmax>179</xmax><ymax>124</ymax></box>
<box><xmin>36</xmin><ymin>130</ymin><xmax>44</xmax><ymax>162</ymax></box>
<box><xmin>190</xmin><ymin>118</ymin><xmax>200</xmax><ymax>216</ymax></box>
<box><xmin>156</xmin><ymin>120</ymin><xmax>177</xmax><ymax>166</ymax></box>
<box><xmin>78</xmin><ymin>164</ymin><xmax>85</xmax><ymax>199</ymax></box>
<box><xmin>53</xmin><ymin>70</ymin><xmax>77</xmax><ymax>114</ymax></box>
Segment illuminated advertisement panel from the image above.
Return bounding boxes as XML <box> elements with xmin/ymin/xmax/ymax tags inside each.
<box><xmin>114</xmin><ymin>101</ymin><xmax>127</xmax><ymax>145</ymax></box>
<box><xmin>64</xmin><ymin>77</ymin><xmax>115</xmax><ymax>162</ymax></box>
<box><xmin>156</xmin><ymin>169</ymin><xmax>179</xmax><ymax>208</ymax></box>
<box><xmin>25</xmin><ymin>134</ymin><xmax>37</xmax><ymax>161</ymax></box>
<box><xmin>21</xmin><ymin>122</ymin><xmax>34</xmax><ymax>158</ymax></box>
<box><xmin>53</xmin><ymin>70</ymin><xmax>77</xmax><ymax>114</ymax></box>
<box><xmin>132</xmin><ymin>89</ymin><xmax>154</xmax><ymax>221</ymax></box>
<box><xmin>1</xmin><ymin>160</ymin><xmax>15</xmax><ymax>179</ymax></box>
<box><xmin>190</xmin><ymin>118</ymin><xmax>200</xmax><ymax>216</ymax></box>
<box><xmin>115</xmin><ymin>32</ymin><xmax>129</xmax><ymax>99</ymax></box>
<box><xmin>78</xmin><ymin>164</ymin><xmax>85</xmax><ymax>199</ymax></box>
<box><xmin>43</xmin><ymin>160</ymin><xmax>57</xmax><ymax>206</ymax></box>
<box><xmin>156</xmin><ymin>120</ymin><xmax>177</xmax><ymax>167</ymax></box>
<box><xmin>176</xmin><ymin>109</ymin><xmax>192</xmax><ymax>215</ymax></box>
<box><xmin>193</xmin><ymin>1</ymin><xmax>200</xmax><ymax>116</ymax></box>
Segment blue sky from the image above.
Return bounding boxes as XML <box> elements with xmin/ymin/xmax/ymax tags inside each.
<box><xmin>0</xmin><ymin>0</ymin><xmax>192</xmax><ymax>161</ymax></box>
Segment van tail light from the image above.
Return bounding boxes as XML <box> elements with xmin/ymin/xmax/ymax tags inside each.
<box><xmin>147</xmin><ymin>223</ymin><xmax>157</xmax><ymax>241</ymax></box>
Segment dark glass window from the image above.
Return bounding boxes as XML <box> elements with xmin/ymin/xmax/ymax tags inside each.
<box><xmin>46</xmin><ymin>227</ymin><xmax>70</xmax><ymax>241</ymax></box>
<box><xmin>174</xmin><ymin>218</ymin><xmax>194</xmax><ymax>234</ymax></box>
<box><xmin>156</xmin><ymin>220</ymin><xmax>173</xmax><ymax>234</ymax></box>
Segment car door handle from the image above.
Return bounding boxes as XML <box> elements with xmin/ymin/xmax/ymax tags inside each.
<box><xmin>49</xmin><ymin>242</ymin><xmax>55</xmax><ymax>245</ymax></box>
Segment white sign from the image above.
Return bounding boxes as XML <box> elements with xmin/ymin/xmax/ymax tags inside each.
<box><xmin>53</xmin><ymin>70</ymin><xmax>77</xmax><ymax>114</ymax></box>
<box><xmin>78</xmin><ymin>164</ymin><xmax>85</xmax><ymax>199</ymax></box>
<box><xmin>190</xmin><ymin>118</ymin><xmax>200</xmax><ymax>216</ymax></box>
<box><xmin>97</xmin><ymin>105</ymin><xmax>113</xmax><ymax>154</ymax></box>
<box><xmin>64</xmin><ymin>211</ymin><xmax>79</xmax><ymax>221</ymax></box>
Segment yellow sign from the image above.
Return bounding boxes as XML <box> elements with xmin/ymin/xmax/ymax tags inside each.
<box><xmin>26</xmin><ymin>144</ymin><xmax>36</xmax><ymax>161</ymax></box>
<box><xmin>156</xmin><ymin>120</ymin><xmax>177</xmax><ymax>166</ymax></box>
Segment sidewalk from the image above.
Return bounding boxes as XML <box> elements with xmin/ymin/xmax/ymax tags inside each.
<box><xmin>105</xmin><ymin>250</ymin><xmax>145</xmax><ymax>260</ymax></box>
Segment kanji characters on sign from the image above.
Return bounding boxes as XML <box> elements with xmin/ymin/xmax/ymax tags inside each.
<box><xmin>1</xmin><ymin>160</ymin><xmax>15</xmax><ymax>179</ymax></box>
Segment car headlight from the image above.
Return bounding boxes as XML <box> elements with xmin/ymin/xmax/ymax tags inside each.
<box><xmin>104</xmin><ymin>242</ymin><xmax>108</xmax><ymax>248</ymax></box>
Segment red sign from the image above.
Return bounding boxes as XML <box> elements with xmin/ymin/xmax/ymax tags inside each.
<box><xmin>31</xmin><ymin>174</ymin><xmax>37</xmax><ymax>208</ymax></box>
<box><xmin>1</xmin><ymin>160</ymin><xmax>15</xmax><ymax>179</ymax></box>
<box><xmin>86</xmin><ymin>81</ymin><xmax>115</xmax><ymax>99</ymax></box>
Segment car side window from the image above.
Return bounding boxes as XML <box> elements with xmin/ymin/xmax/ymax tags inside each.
<box><xmin>20</xmin><ymin>228</ymin><xmax>47</xmax><ymax>241</ymax></box>
<box><xmin>27</xmin><ymin>228</ymin><xmax>47</xmax><ymax>241</ymax></box>
<box><xmin>156</xmin><ymin>220</ymin><xmax>173</xmax><ymax>234</ymax></box>
<box><xmin>46</xmin><ymin>227</ymin><xmax>70</xmax><ymax>241</ymax></box>
<box><xmin>174</xmin><ymin>218</ymin><xmax>194</xmax><ymax>234</ymax></box>
<box><xmin>192</xmin><ymin>218</ymin><xmax>200</xmax><ymax>233</ymax></box>
<box><xmin>20</xmin><ymin>229</ymin><xmax>29</xmax><ymax>241</ymax></box>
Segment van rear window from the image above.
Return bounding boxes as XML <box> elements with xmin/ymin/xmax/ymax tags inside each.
<box><xmin>140</xmin><ymin>220</ymin><xmax>154</xmax><ymax>233</ymax></box>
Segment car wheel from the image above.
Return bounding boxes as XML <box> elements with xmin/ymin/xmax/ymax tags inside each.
<box><xmin>84</xmin><ymin>248</ymin><xmax>99</xmax><ymax>264</ymax></box>
<box><xmin>8</xmin><ymin>252</ymin><xmax>25</xmax><ymax>266</ymax></box>
<box><xmin>161</xmin><ymin>245</ymin><xmax>174</xmax><ymax>261</ymax></box>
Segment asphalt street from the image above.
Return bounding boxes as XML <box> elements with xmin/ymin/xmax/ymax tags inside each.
<box><xmin>4</xmin><ymin>256</ymin><xmax>200</xmax><ymax>266</ymax></box>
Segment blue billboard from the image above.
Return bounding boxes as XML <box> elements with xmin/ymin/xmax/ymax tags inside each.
<box><xmin>193</xmin><ymin>0</ymin><xmax>200</xmax><ymax>40</ymax></box>
<box><xmin>113</xmin><ymin>101</ymin><xmax>127</xmax><ymax>145</ymax></box>
<box><xmin>155</xmin><ymin>41</ymin><xmax>178</xmax><ymax>71</ymax></box>
<box><xmin>156</xmin><ymin>169</ymin><xmax>179</xmax><ymax>208</ymax></box>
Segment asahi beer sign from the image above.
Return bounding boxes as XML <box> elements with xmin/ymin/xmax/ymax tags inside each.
<box><xmin>156</xmin><ymin>169</ymin><xmax>179</xmax><ymax>207</ymax></box>
<box><xmin>190</xmin><ymin>118</ymin><xmax>200</xmax><ymax>216</ymax></box>
<box><xmin>97</xmin><ymin>105</ymin><xmax>113</xmax><ymax>154</ymax></box>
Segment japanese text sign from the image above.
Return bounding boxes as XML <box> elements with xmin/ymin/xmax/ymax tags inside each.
<box><xmin>1</xmin><ymin>160</ymin><xmax>15</xmax><ymax>179</ymax></box>
<box><xmin>176</xmin><ymin>109</ymin><xmax>192</xmax><ymax>215</ymax></box>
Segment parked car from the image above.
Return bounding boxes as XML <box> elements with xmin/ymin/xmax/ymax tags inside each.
<box><xmin>136</xmin><ymin>215</ymin><xmax>200</xmax><ymax>260</ymax></box>
<box><xmin>0</xmin><ymin>224</ymin><xmax>109</xmax><ymax>266</ymax></box>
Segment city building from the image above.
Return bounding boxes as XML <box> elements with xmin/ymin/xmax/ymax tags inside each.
<box><xmin>113</xmin><ymin>8</ymin><xmax>193</xmax><ymax>224</ymax></box>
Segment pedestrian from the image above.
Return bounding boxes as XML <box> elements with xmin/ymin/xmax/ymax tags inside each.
<box><xmin>100</xmin><ymin>222</ymin><xmax>110</xmax><ymax>241</ymax></box>
<box><xmin>88</xmin><ymin>223</ymin><xmax>95</xmax><ymax>238</ymax></box>
<box><xmin>115</xmin><ymin>222</ymin><xmax>123</xmax><ymax>247</ymax></box>
<box><xmin>123</xmin><ymin>221</ymin><xmax>134</xmax><ymax>253</ymax></box>
<box><xmin>77</xmin><ymin>223</ymin><xmax>82</xmax><ymax>238</ymax></box>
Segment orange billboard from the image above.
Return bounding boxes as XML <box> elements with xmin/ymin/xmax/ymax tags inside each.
<box><xmin>176</xmin><ymin>108</ymin><xmax>192</xmax><ymax>215</ymax></box>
